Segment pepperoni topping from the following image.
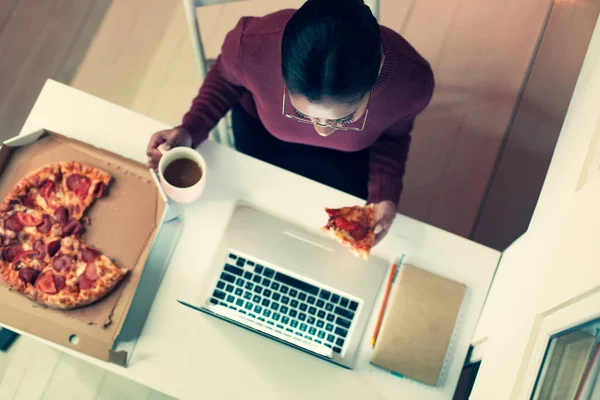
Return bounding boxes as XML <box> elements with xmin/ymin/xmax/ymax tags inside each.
<box><xmin>4</xmin><ymin>245</ymin><xmax>22</xmax><ymax>262</ymax></box>
<box><xmin>18</xmin><ymin>268</ymin><xmax>40</xmax><ymax>284</ymax></box>
<box><xmin>82</xmin><ymin>248</ymin><xmax>99</xmax><ymax>263</ymax></box>
<box><xmin>16</xmin><ymin>212</ymin><xmax>42</xmax><ymax>227</ymax></box>
<box><xmin>37</xmin><ymin>272</ymin><xmax>57</xmax><ymax>294</ymax></box>
<box><xmin>94</xmin><ymin>182</ymin><xmax>106</xmax><ymax>198</ymax></box>
<box><xmin>39</xmin><ymin>180</ymin><xmax>55</xmax><ymax>201</ymax></box>
<box><xmin>325</xmin><ymin>208</ymin><xmax>341</xmax><ymax>217</ymax></box>
<box><xmin>334</xmin><ymin>217</ymin><xmax>361</xmax><ymax>232</ymax></box>
<box><xmin>11</xmin><ymin>251</ymin><xmax>36</xmax><ymax>270</ymax></box>
<box><xmin>5</xmin><ymin>215</ymin><xmax>24</xmax><ymax>232</ymax></box>
<box><xmin>47</xmin><ymin>240</ymin><xmax>61</xmax><ymax>257</ymax></box>
<box><xmin>349</xmin><ymin>226</ymin><xmax>368</xmax><ymax>241</ymax></box>
<box><xmin>54</xmin><ymin>207</ymin><xmax>69</xmax><ymax>224</ymax></box>
<box><xmin>53</xmin><ymin>275</ymin><xmax>66</xmax><ymax>291</ymax></box>
<box><xmin>84</xmin><ymin>262</ymin><xmax>100</xmax><ymax>281</ymax></box>
<box><xmin>67</xmin><ymin>174</ymin><xmax>91</xmax><ymax>199</ymax></box>
<box><xmin>22</xmin><ymin>194</ymin><xmax>37</xmax><ymax>209</ymax></box>
<box><xmin>36</xmin><ymin>215</ymin><xmax>54</xmax><ymax>234</ymax></box>
<box><xmin>33</xmin><ymin>240</ymin><xmax>46</xmax><ymax>258</ymax></box>
<box><xmin>52</xmin><ymin>255</ymin><xmax>72</xmax><ymax>271</ymax></box>
<box><xmin>61</xmin><ymin>220</ymin><xmax>83</xmax><ymax>236</ymax></box>
<box><xmin>79</xmin><ymin>276</ymin><xmax>93</xmax><ymax>290</ymax></box>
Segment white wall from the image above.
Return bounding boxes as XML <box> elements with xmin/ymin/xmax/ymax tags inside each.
<box><xmin>471</xmin><ymin>11</ymin><xmax>600</xmax><ymax>399</ymax></box>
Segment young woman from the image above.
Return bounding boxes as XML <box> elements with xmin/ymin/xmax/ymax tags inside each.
<box><xmin>147</xmin><ymin>0</ymin><xmax>434</xmax><ymax>245</ymax></box>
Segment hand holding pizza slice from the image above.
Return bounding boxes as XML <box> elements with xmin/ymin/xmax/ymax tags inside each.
<box><xmin>372</xmin><ymin>200</ymin><xmax>397</xmax><ymax>246</ymax></box>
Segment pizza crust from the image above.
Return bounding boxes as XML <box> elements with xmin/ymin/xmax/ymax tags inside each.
<box><xmin>322</xmin><ymin>227</ymin><xmax>370</xmax><ymax>260</ymax></box>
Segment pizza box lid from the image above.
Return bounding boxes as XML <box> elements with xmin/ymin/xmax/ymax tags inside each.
<box><xmin>0</xmin><ymin>129</ymin><xmax>179</xmax><ymax>366</ymax></box>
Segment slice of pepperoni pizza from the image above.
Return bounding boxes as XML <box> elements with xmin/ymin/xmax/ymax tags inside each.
<box><xmin>0</xmin><ymin>161</ymin><xmax>106</xmax><ymax>237</ymax></box>
<box><xmin>0</xmin><ymin>244</ymin><xmax>42</xmax><ymax>301</ymax></box>
<box><xmin>0</xmin><ymin>229</ymin><xmax>64</xmax><ymax>302</ymax></box>
<box><xmin>321</xmin><ymin>204</ymin><xmax>376</xmax><ymax>260</ymax></box>
<box><xmin>2</xmin><ymin>235</ymin><xmax>128</xmax><ymax>309</ymax></box>
<box><xmin>36</xmin><ymin>236</ymin><xmax>127</xmax><ymax>309</ymax></box>
<box><xmin>0</xmin><ymin>206</ymin><xmax>51</xmax><ymax>240</ymax></box>
<box><xmin>0</xmin><ymin>202</ymin><xmax>81</xmax><ymax>247</ymax></box>
<box><xmin>58</xmin><ymin>161</ymin><xmax>111</xmax><ymax>220</ymax></box>
<box><xmin>0</xmin><ymin>163</ymin><xmax>64</xmax><ymax>216</ymax></box>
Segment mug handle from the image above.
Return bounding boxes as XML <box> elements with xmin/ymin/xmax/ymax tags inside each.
<box><xmin>158</xmin><ymin>143</ymin><xmax>169</xmax><ymax>156</ymax></box>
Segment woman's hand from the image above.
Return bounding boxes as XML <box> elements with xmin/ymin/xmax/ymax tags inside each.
<box><xmin>373</xmin><ymin>200</ymin><xmax>397</xmax><ymax>246</ymax></box>
<box><xmin>146</xmin><ymin>127</ymin><xmax>193</xmax><ymax>170</ymax></box>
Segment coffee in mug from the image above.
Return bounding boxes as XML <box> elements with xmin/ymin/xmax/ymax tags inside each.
<box><xmin>163</xmin><ymin>158</ymin><xmax>203</xmax><ymax>188</ymax></box>
<box><xmin>157</xmin><ymin>147</ymin><xmax>207</xmax><ymax>204</ymax></box>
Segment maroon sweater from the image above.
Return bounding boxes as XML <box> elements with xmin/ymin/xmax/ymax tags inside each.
<box><xmin>180</xmin><ymin>9</ymin><xmax>434</xmax><ymax>204</ymax></box>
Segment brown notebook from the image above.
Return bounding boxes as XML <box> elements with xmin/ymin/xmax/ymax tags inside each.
<box><xmin>370</xmin><ymin>264</ymin><xmax>467</xmax><ymax>386</ymax></box>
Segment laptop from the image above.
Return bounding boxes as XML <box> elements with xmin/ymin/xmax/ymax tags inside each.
<box><xmin>178</xmin><ymin>203</ymin><xmax>389</xmax><ymax>368</ymax></box>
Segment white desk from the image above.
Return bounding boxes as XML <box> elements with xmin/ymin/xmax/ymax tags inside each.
<box><xmin>2</xmin><ymin>80</ymin><xmax>500</xmax><ymax>400</ymax></box>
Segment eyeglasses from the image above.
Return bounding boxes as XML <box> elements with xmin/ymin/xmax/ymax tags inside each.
<box><xmin>281</xmin><ymin>86</ymin><xmax>371</xmax><ymax>131</ymax></box>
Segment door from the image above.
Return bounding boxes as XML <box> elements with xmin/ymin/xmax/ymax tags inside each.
<box><xmin>470</xmin><ymin>9</ymin><xmax>600</xmax><ymax>399</ymax></box>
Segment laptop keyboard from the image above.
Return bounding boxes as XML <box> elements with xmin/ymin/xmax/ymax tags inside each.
<box><xmin>207</xmin><ymin>251</ymin><xmax>362</xmax><ymax>356</ymax></box>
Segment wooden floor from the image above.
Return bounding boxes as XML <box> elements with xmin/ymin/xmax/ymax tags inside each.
<box><xmin>71</xmin><ymin>0</ymin><xmax>307</xmax><ymax>127</ymax></box>
<box><xmin>0</xmin><ymin>0</ymin><xmax>111</xmax><ymax>140</ymax></box>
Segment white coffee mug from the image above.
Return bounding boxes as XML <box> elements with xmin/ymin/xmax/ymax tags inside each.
<box><xmin>158</xmin><ymin>146</ymin><xmax>207</xmax><ymax>204</ymax></box>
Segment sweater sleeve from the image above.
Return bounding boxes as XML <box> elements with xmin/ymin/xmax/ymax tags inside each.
<box><xmin>179</xmin><ymin>18</ymin><xmax>249</xmax><ymax>147</ymax></box>
<box><xmin>367</xmin><ymin>69</ymin><xmax>435</xmax><ymax>205</ymax></box>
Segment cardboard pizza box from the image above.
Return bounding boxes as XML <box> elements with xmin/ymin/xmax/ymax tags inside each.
<box><xmin>0</xmin><ymin>129</ymin><xmax>181</xmax><ymax>366</ymax></box>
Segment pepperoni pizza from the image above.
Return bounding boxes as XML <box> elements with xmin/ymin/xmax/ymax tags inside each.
<box><xmin>0</xmin><ymin>162</ymin><xmax>127</xmax><ymax>309</ymax></box>
<box><xmin>321</xmin><ymin>204</ymin><xmax>376</xmax><ymax>260</ymax></box>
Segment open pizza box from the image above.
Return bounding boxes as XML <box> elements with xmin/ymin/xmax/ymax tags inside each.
<box><xmin>0</xmin><ymin>129</ymin><xmax>181</xmax><ymax>366</ymax></box>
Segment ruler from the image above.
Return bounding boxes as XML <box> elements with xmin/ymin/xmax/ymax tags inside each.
<box><xmin>436</xmin><ymin>290</ymin><xmax>469</xmax><ymax>386</ymax></box>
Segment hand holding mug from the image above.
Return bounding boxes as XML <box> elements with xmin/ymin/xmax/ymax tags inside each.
<box><xmin>146</xmin><ymin>127</ymin><xmax>193</xmax><ymax>170</ymax></box>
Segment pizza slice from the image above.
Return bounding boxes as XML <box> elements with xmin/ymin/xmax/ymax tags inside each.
<box><xmin>58</xmin><ymin>161</ymin><xmax>111</xmax><ymax>220</ymax></box>
<box><xmin>0</xmin><ymin>205</ymin><xmax>46</xmax><ymax>239</ymax></box>
<box><xmin>0</xmin><ymin>161</ymin><xmax>110</xmax><ymax>237</ymax></box>
<box><xmin>43</xmin><ymin>236</ymin><xmax>127</xmax><ymax>309</ymax></box>
<box><xmin>0</xmin><ymin>229</ymin><xmax>64</xmax><ymax>303</ymax></box>
<box><xmin>1</xmin><ymin>235</ymin><xmax>128</xmax><ymax>309</ymax></box>
<box><xmin>0</xmin><ymin>240</ymin><xmax>41</xmax><ymax>300</ymax></box>
<box><xmin>321</xmin><ymin>204</ymin><xmax>376</xmax><ymax>260</ymax></box>
<box><xmin>0</xmin><ymin>201</ymin><xmax>83</xmax><ymax>243</ymax></box>
<box><xmin>1</xmin><ymin>163</ymin><xmax>64</xmax><ymax>216</ymax></box>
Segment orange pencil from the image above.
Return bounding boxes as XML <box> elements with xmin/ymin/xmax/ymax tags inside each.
<box><xmin>371</xmin><ymin>260</ymin><xmax>398</xmax><ymax>347</ymax></box>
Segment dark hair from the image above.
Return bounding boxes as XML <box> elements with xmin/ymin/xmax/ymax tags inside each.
<box><xmin>282</xmin><ymin>0</ymin><xmax>381</xmax><ymax>105</ymax></box>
